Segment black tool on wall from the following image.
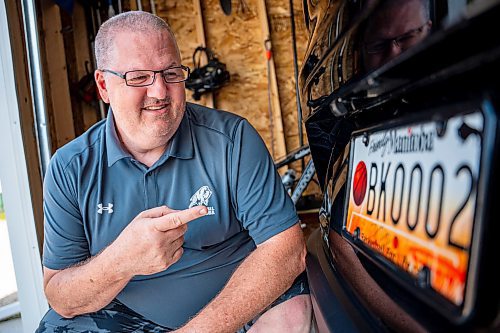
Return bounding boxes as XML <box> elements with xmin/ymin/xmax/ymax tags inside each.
<box><xmin>186</xmin><ymin>46</ymin><xmax>230</xmax><ymax>101</ymax></box>
<box><xmin>220</xmin><ymin>0</ymin><xmax>232</xmax><ymax>15</ymax></box>
<box><xmin>289</xmin><ymin>0</ymin><xmax>304</xmax><ymax>168</ymax></box>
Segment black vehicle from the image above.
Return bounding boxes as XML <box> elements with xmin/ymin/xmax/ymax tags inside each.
<box><xmin>299</xmin><ymin>0</ymin><xmax>500</xmax><ymax>332</ymax></box>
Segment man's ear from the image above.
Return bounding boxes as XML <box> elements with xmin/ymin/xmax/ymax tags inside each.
<box><xmin>95</xmin><ymin>70</ymin><xmax>110</xmax><ymax>103</ymax></box>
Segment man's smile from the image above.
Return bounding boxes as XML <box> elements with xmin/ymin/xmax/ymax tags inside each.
<box><xmin>142</xmin><ymin>103</ymin><xmax>169</xmax><ymax>112</ymax></box>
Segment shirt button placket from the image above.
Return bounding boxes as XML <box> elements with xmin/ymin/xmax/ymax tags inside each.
<box><xmin>144</xmin><ymin>171</ymin><xmax>158</xmax><ymax>209</ymax></box>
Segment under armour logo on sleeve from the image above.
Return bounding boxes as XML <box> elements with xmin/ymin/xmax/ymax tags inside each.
<box><xmin>97</xmin><ymin>203</ymin><xmax>114</xmax><ymax>214</ymax></box>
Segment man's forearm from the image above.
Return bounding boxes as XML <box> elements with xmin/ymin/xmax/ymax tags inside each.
<box><xmin>178</xmin><ymin>225</ymin><xmax>307</xmax><ymax>333</ymax></box>
<box><xmin>44</xmin><ymin>205</ymin><xmax>206</xmax><ymax>318</ymax></box>
<box><xmin>44</xmin><ymin>244</ymin><xmax>132</xmax><ymax>318</ymax></box>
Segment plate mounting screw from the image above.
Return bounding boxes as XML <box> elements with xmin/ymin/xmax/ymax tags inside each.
<box><xmin>362</xmin><ymin>133</ymin><xmax>369</xmax><ymax>147</ymax></box>
<box><xmin>354</xmin><ymin>227</ymin><xmax>361</xmax><ymax>240</ymax></box>
<box><xmin>417</xmin><ymin>266</ymin><xmax>431</xmax><ymax>288</ymax></box>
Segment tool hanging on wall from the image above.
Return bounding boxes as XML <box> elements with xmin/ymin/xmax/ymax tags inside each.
<box><xmin>289</xmin><ymin>0</ymin><xmax>304</xmax><ymax>169</ymax></box>
<box><xmin>52</xmin><ymin>0</ymin><xmax>75</xmax><ymax>13</ymax></box>
<box><xmin>74</xmin><ymin>61</ymin><xmax>102</xmax><ymax>120</ymax></box>
<box><xmin>185</xmin><ymin>46</ymin><xmax>230</xmax><ymax>101</ymax></box>
<box><xmin>220</xmin><ymin>0</ymin><xmax>232</xmax><ymax>15</ymax></box>
<box><xmin>107</xmin><ymin>0</ymin><xmax>115</xmax><ymax>17</ymax></box>
<box><xmin>149</xmin><ymin>0</ymin><xmax>156</xmax><ymax>15</ymax></box>
<box><xmin>237</xmin><ymin>0</ymin><xmax>250</xmax><ymax>14</ymax></box>
<box><xmin>264</xmin><ymin>38</ymin><xmax>276</xmax><ymax>158</ymax></box>
<box><xmin>83</xmin><ymin>0</ymin><xmax>162</xmax><ymax>121</ymax></box>
<box><xmin>84</xmin><ymin>0</ymin><xmax>107</xmax><ymax>119</ymax></box>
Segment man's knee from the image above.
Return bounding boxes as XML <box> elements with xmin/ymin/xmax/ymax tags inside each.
<box><xmin>36</xmin><ymin>300</ymin><xmax>170</xmax><ymax>333</ymax></box>
<box><xmin>35</xmin><ymin>308</ymin><xmax>103</xmax><ymax>333</ymax></box>
<box><xmin>35</xmin><ymin>302</ymin><xmax>123</xmax><ymax>333</ymax></box>
<box><xmin>249</xmin><ymin>294</ymin><xmax>313</xmax><ymax>333</ymax></box>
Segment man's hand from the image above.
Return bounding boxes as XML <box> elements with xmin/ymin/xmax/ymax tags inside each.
<box><xmin>112</xmin><ymin>205</ymin><xmax>208</xmax><ymax>276</ymax></box>
<box><xmin>43</xmin><ymin>205</ymin><xmax>207</xmax><ymax>318</ymax></box>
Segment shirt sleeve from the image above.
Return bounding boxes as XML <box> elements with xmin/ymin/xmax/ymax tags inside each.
<box><xmin>42</xmin><ymin>152</ymin><xmax>90</xmax><ymax>270</ymax></box>
<box><xmin>229</xmin><ymin>119</ymin><xmax>299</xmax><ymax>245</ymax></box>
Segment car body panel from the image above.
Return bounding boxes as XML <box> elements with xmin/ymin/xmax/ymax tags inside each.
<box><xmin>299</xmin><ymin>0</ymin><xmax>500</xmax><ymax>332</ymax></box>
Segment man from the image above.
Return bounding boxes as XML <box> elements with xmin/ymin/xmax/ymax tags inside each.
<box><xmin>362</xmin><ymin>0</ymin><xmax>432</xmax><ymax>71</ymax></box>
<box><xmin>36</xmin><ymin>11</ymin><xmax>311</xmax><ymax>333</ymax></box>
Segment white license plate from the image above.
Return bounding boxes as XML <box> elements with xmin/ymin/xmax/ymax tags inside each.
<box><xmin>344</xmin><ymin>110</ymin><xmax>484</xmax><ymax>307</ymax></box>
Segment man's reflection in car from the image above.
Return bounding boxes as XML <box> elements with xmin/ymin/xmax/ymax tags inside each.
<box><xmin>361</xmin><ymin>0</ymin><xmax>432</xmax><ymax>71</ymax></box>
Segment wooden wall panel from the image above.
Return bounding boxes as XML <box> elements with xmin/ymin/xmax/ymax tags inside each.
<box><xmin>72</xmin><ymin>2</ymin><xmax>100</xmax><ymax>132</ymax></box>
<box><xmin>265</xmin><ymin>0</ymin><xmax>321</xmax><ymax>197</ymax></box>
<box><xmin>267</xmin><ymin>0</ymin><xmax>309</xmax><ymax>153</ymax></box>
<box><xmin>40</xmin><ymin>0</ymin><xmax>75</xmax><ymax>150</ymax></box>
<box><xmin>201</xmin><ymin>0</ymin><xmax>279</xmax><ymax>154</ymax></box>
<box><xmin>202</xmin><ymin>0</ymin><xmax>271</xmax><ymax>144</ymax></box>
<box><xmin>157</xmin><ymin>1</ymin><xmax>214</xmax><ymax>108</ymax></box>
<box><xmin>256</xmin><ymin>0</ymin><xmax>287</xmax><ymax>159</ymax></box>
<box><xmin>155</xmin><ymin>0</ymin><xmax>309</xmax><ymax>162</ymax></box>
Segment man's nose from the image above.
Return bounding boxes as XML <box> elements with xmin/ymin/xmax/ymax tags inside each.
<box><xmin>387</xmin><ymin>40</ymin><xmax>403</xmax><ymax>58</ymax></box>
<box><xmin>147</xmin><ymin>73</ymin><xmax>168</xmax><ymax>99</ymax></box>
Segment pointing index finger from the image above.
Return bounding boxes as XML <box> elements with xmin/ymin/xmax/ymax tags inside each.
<box><xmin>154</xmin><ymin>206</ymin><xmax>208</xmax><ymax>231</ymax></box>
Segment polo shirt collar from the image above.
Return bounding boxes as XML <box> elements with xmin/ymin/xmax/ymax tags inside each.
<box><xmin>106</xmin><ymin>109</ymin><xmax>130</xmax><ymax>167</ymax></box>
<box><xmin>168</xmin><ymin>109</ymin><xmax>194</xmax><ymax>160</ymax></box>
<box><xmin>106</xmin><ymin>107</ymin><xmax>194</xmax><ymax>167</ymax></box>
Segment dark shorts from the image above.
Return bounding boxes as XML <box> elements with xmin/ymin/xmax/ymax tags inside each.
<box><xmin>36</xmin><ymin>272</ymin><xmax>309</xmax><ymax>333</ymax></box>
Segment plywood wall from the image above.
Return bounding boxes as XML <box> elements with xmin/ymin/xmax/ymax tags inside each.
<box><xmin>266</xmin><ymin>0</ymin><xmax>309</xmax><ymax>153</ymax></box>
<box><xmin>158</xmin><ymin>0</ymin><xmax>308</xmax><ymax>161</ymax></box>
<box><xmin>162</xmin><ymin>0</ymin><xmax>319</xmax><ymax>196</ymax></box>
<box><xmin>156</xmin><ymin>1</ymin><xmax>215</xmax><ymax>108</ymax></box>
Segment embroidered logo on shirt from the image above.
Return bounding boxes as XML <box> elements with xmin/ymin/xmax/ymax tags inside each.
<box><xmin>189</xmin><ymin>186</ymin><xmax>215</xmax><ymax>215</ymax></box>
<box><xmin>97</xmin><ymin>203</ymin><xmax>114</xmax><ymax>214</ymax></box>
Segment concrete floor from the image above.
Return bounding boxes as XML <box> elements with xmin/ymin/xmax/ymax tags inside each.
<box><xmin>0</xmin><ymin>315</ymin><xmax>22</xmax><ymax>333</ymax></box>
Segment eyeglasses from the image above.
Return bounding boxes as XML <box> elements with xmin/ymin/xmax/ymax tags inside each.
<box><xmin>101</xmin><ymin>65</ymin><xmax>190</xmax><ymax>87</ymax></box>
<box><xmin>364</xmin><ymin>23</ymin><xmax>429</xmax><ymax>55</ymax></box>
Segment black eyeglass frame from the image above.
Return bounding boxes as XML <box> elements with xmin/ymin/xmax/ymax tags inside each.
<box><xmin>100</xmin><ymin>65</ymin><xmax>190</xmax><ymax>87</ymax></box>
<box><xmin>364</xmin><ymin>22</ymin><xmax>430</xmax><ymax>55</ymax></box>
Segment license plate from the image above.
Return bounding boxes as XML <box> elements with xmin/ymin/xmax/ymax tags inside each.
<box><xmin>343</xmin><ymin>110</ymin><xmax>484</xmax><ymax>307</ymax></box>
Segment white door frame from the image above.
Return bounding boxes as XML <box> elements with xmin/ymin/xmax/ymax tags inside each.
<box><xmin>0</xmin><ymin>1</ymin><xmax>49</xmax><ymax>331</ymax></box>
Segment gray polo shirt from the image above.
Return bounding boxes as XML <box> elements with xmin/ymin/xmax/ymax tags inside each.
<box><xmin>42</xmin><ymin>102</ymin><xmax>299</xmax><ymax>328</ymax></box>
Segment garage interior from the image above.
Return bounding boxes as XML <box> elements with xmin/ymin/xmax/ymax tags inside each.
<box><xmin>8</xmin><ymin>0</ymin><xmax>323</xmax><ymax>243</ymax></box>
<box><xmin>1</xmin><ymin>0</ymin><xmax>321</xmax><ymax>331</ymax></box>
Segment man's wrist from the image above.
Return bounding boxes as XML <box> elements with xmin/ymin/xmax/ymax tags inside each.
<box><xmin>97</xmin><ymin>242</ymin><xmax>135</xmax><ymax>281</ymax></box>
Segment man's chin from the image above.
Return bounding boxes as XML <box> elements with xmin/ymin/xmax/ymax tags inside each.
<box><xmin>147</xmin><ymin>119</ymin><xmax>182</xmax><ymax>140</ymax></box>
<box><xmin>142</xmin><ymin>104</ymin><xmax>184</xmax><ymax>137</ymax></box>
